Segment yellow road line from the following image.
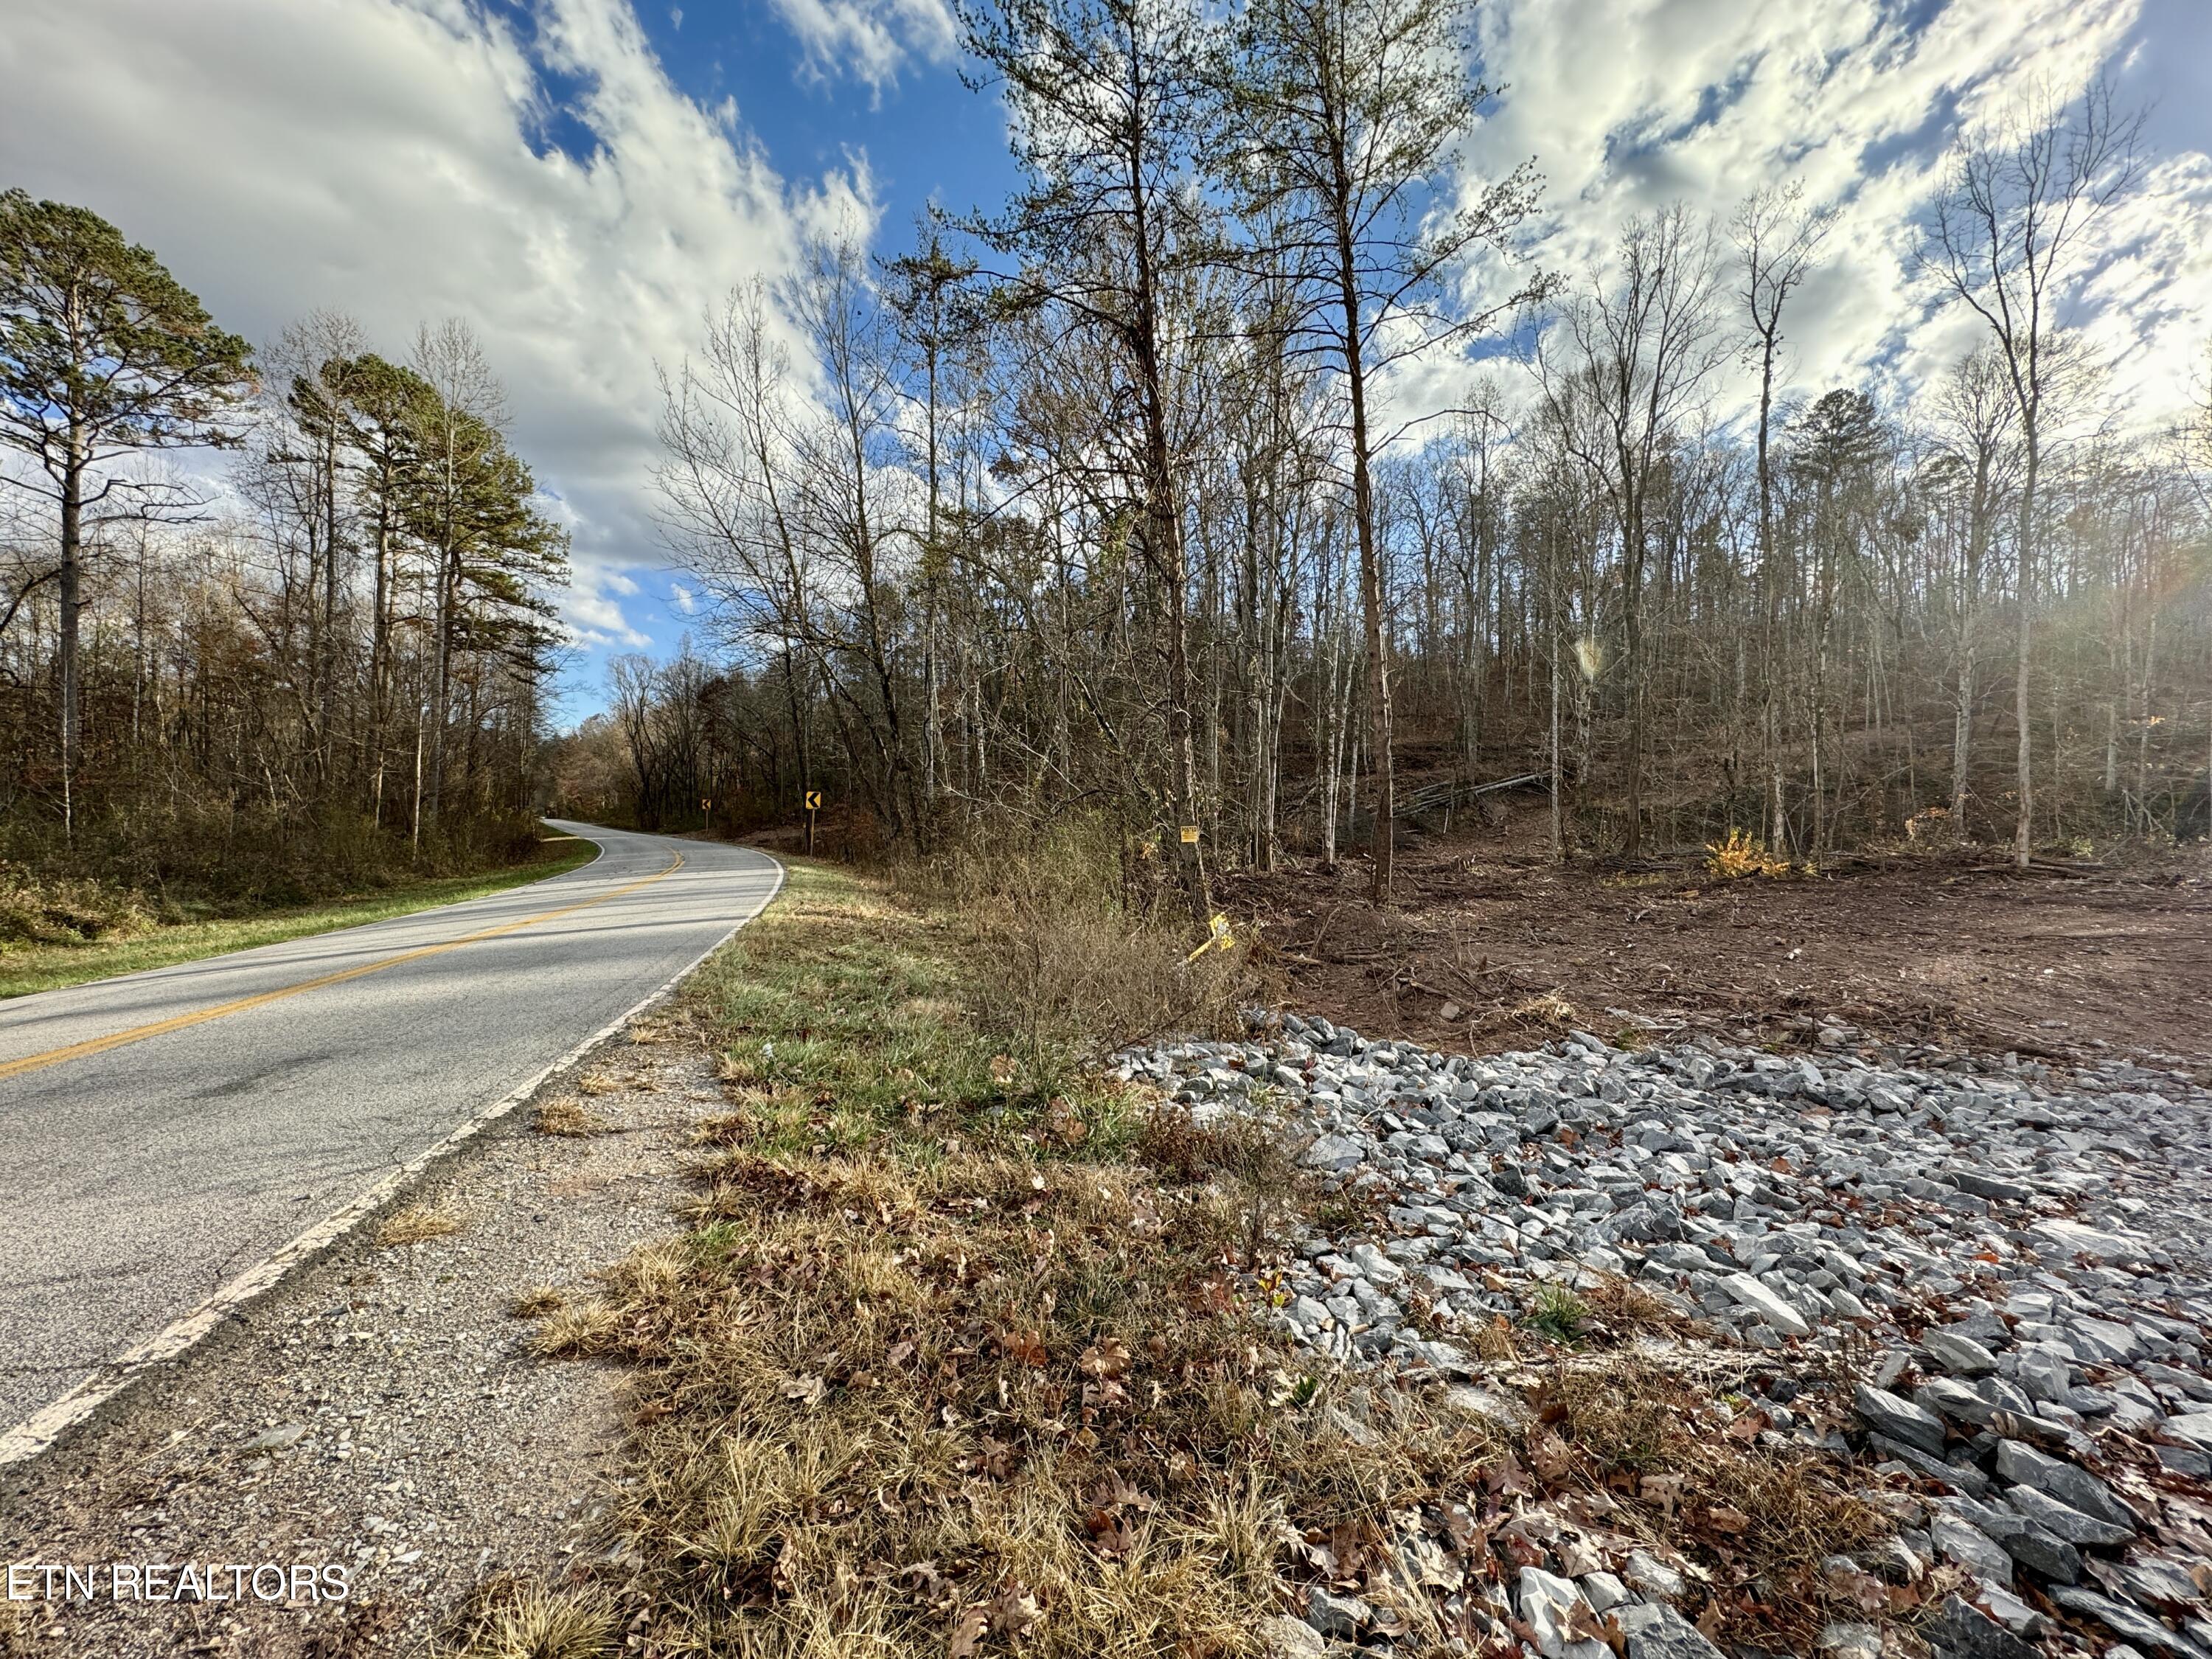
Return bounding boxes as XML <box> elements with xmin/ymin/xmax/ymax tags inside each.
<box><xmin>0</xmin><ymin>852</ymin><xmax>686</xmax><ymax>1084</ymax></box>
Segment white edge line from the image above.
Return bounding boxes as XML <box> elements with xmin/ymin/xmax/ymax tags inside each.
<box><xmin>0</xmin><ymin>840</ymin><xmax>789</xmax><ymax>1471</ymax></box>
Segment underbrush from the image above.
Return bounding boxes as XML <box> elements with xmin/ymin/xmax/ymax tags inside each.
<box><xmin>0</xmin><ymin>799</ymin><xmax>547</xmax><ymax>931</ymax></box>
<box><xmin>565</xmin><ymin>1147</ymin><xmax>1492</xmax><ymax>1655</ymax></box>
<box><xmin>0</xmin><ymin>864</ymin><xmax>158</xmax><ymax>947</ymax></box>
<box><xmin>897</xmin><ymin>814</ymin><xmax>1260</xmax><ymax>1092</ymax></box>
<box><xmin>0</xmin><ymin>818</ymin><xmax>593</xmax><ymax>998</ymax></box>
<box><xmin>1530</xmin><ymin>1352</ymin><xmax>1889</xmax><ymax>1635</ymax></box>
<box><xmin>467</xmin><ymin>852</ymin><xmax>1895</xmax><ymax>1658</ymax></box>
<box><xmin>1702</xmin><ymin>828</ymin><xmax>1809</xmax><ymax>880</ymax></box>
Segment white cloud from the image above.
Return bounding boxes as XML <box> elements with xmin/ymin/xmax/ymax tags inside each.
<box><xmin>0</xmin><ymin>0</ymin><xmax>864</xmax><ymax>667</ymax></box>
<box><xmin>767</xmin><ymin>0</ymin><xmax>958</xmax><ymax>93</ymax></box>
<box><xmin>1436</xmin><ymin>0</ymin><xmax>2212</xmax><ymax>434</ymax></box>
<box><xmin>568</xmin><ymin>567</ymin><xmax>655</xmax><ymax>648</ymax></box>
<box><xmin>670</xmin><ymin>582</ymin><xmax>698</xmax><ymax>614</ymax></box>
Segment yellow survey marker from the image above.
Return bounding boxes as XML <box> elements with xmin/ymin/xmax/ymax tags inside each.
<box><xmin>1185</xmin><ymin>912</ymin><xmax>1235</xmax><ymax>963</ymax></box>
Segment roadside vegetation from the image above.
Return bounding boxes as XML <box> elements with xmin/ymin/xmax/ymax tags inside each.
<box><xmin>1</xmin><ymin>190</ymin><xmax>572</xmax><ymax>959</ymax></box>
<box><xmin>464</xmin><ymin>830</ymin><xmax>1884</xmax><ymax>1659</ymax></box>
<box><xmin>0</xmin><ymin>830</ymin><xmax>594</xmax><ymax>999</ymax></box>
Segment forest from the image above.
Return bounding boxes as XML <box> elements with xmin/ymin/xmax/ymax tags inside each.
<box><xmin>0</xmin><ymin>189</ymin><xmax>569</xmax><ymax>926</ymax></box>
<box><xmin>8</xmin><ymin>0</ymin><xmax>2211</xmax><ymax>933</ymax></box>
<box><xmin>552</xmin><ymin>0</ymin><xmax>2212</xmax><ymax>907</ymax></box>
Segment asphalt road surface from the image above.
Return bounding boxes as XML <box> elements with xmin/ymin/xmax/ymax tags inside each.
<box><xmin>0</xmin><ymin>824</ymin><xmax>781</xmax><ymax>1438</ymax></box>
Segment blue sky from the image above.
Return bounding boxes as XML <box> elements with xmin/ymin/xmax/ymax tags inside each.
<box><xmin>501</xmin><ymin>0</ymin><xmax>1028</xmax><ymax>700</ymax></box>
<box><xmin>4</xmin><ymin>0</ymin><xmax>2209</xmax><ymax>724</ymax></box>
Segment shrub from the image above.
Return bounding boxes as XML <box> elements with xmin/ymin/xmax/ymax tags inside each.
<box><xmin>0</xmin><ymin>864</ymin><xmax>156</xmax><ymax>947</ymax></box>
<box><xmin>1703</xmin><ymin>828</ymin><xmax>1795</xmax><ymax>880</ymax></box>
<box><xmin>902</xmin><ymin>814</ymin><xmax>1261</xmax><ymax>1092</ymax></box>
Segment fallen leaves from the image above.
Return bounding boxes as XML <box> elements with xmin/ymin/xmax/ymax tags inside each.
<box><xmin>950</xmin><ymin>1578</ymin><xmax>1046</xmax><ymax>1652</ymax></box>
<box><xmin>1077</xmin><ymin>1338</ymin><xmax>1130</xmax><ymax>1380</ymax></box>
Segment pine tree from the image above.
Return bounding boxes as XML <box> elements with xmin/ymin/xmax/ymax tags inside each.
<box><xmin>0</xmin><ymin>190</ymin><xmax>254</xmax><ymax>837</ymax></box>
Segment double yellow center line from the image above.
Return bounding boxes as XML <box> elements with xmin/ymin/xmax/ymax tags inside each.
<box><xmin>0</xmin><ymin>852</ymin><xmax>686</xmax><ymax>1084</ymax></box>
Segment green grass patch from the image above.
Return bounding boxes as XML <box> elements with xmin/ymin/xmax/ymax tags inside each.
<box><xmin>1520</xmin><ymin>1281</ymin><xmax>1590</xmax><ymax>1345</ymax></box>
<box><xmin>680</xmin><ymin>861</ymin><xmax>1137</xmax><ymax>1160</ymax></box>
<box><xmin>0</xmin><ymin>832</ymin><xmax>599</xmax><ymax>1000</ymax></box>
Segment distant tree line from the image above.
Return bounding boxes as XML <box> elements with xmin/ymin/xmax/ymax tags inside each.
<box><xmin>0</xmin><ymin>189</ymin><xmax>568</xmax><ymax>904</ymax></box>
<box><xmin>573</xmin><ymin>0</ymin><xmax>2211</xmax><ymax>899</ymax></box>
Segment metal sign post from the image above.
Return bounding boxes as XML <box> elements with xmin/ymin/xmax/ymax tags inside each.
<box><xmin>803</xmin><ymin>790</ymin><xmax>821</xmax><ymax>855</ymax></box>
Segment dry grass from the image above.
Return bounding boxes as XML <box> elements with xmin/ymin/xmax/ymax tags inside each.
<box><xmin>1133</xmin><ymin>1102</ymin><xmax>1312</xmax><ymax>1262</ymax></box>
<box><xmin>534</xmin><ymin>1299</ymin><xmax>620</xmax><ymax>1359</ymax></box>
<box><xmin>573</xmin><ymin>1144</ymin><xmax>1498</xmax><ymax>1655</ymax></box>
<box><xmin>1532</xmin><ymin>1350</ymin><xmax>1888</xmax><ymax>1644</ymax></box>
<box><xmin>508</xmin><ymin>862</ymin><xmax>1537</xmax><ymax>1655</ymax></box>
<box><xmin>509</xmin><ymin>1287</ymin><xmax>567</xmax><ymax>1319</ymax></box>
<box><xmin>443</xmin><ymin>1581</ymin><xmax>619</xmax><ymax>1659</ymax></box>
<box><xmin>479</xmin><ymin>855</ymin><xmax>1894</xmax><ymax>1655</ymax></box>
<box><xmin>897</xmin><ymin>814</ymin><xmax>1262</xmax><ymax>1092</ymax></box>
<box><xmin>373</xmin><ymin>1203</ymin><xmax>465</xmax><ymax>1249</ymax></box>
<box><xmin>1575</xmin><ymin>1274</ymin><xmax>1708</xmax><ymax>1345</ymax></box>
<box><xmin>533</xmin><ymin>1097</ymin><xmax>609</xmax><ymax>1137</ymax></box>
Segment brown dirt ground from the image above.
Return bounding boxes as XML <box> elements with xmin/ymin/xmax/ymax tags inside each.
<box><xmin>1221</xmin><ymin>803</ymin><xmax>2212</xmax><ymax>1078</ymax></box>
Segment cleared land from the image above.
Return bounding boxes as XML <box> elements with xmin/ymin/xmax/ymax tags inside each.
<box><xmin>1222</xmin><ymin>810</ymin><xmax>2212</xmax><ymax>1074</ymax></box>
<box><xmin>7</xmin><ymin>837</ymin><xmax>2208</xmax><ymax>1658</ymax></box>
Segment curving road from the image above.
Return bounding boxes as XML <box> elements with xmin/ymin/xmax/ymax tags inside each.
<box><xmin>0</xmin><ymin>823</ymin><xmax>780</xmax><ymax>1450</ymax></box>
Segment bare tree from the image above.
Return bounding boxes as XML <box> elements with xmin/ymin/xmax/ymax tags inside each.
<box><xmin>960</xmin><ymin>0</ymin><xmax>1219</xmax><ymax>908</ymax></box>
<box><xmin>1537</xmin><ymin>205</ymin><xmax>1726</xmax><ymax>855</ymax></box>
<box><xmin>1729</xmin><ymin>183</ymin><xmax>1832</xmax><ymax>845</ymax></box>
<box><xmin>1926</xmin><ymin>344</ymin><xmax>2019</xmax><ymax>824</ymax></box>
<box><xmin>1919</xmin><ymin>81</ymin><xmax>2143</xmax><ymax>864</ymax></box>
<box><xmin>1225</xmin><ymin>0</ymin><xmax>1545</xmax><ymax>899</ymax></box>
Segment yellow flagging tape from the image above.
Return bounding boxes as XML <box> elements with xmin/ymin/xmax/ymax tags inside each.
<box><xmin>1185</xmin><ymin>912</ymin><xmax>1236</xmax><ymax>964</ymax></box>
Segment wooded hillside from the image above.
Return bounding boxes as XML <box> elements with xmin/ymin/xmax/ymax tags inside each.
<box><xmin>557</xmin><ymin>4</ymin><xmax>2211</xmax><ymax>899</ymax></box>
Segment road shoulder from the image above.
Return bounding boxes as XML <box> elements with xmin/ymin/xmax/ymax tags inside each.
<box><xmin>0</xmin><ymin>1018</ymin><xmax>722</xmax><ymax>1658</ymax></box>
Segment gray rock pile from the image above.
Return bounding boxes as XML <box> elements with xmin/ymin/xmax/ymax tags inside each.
<box><xmin>1113</xmin><ymin>1014</ymin><xmax>2212</xmax><ymax>1657</ymax></box>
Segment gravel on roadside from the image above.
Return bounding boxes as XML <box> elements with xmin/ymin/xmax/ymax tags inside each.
<box><xmin>1116</xmin><ymin>1013</ymin><xmax>2212</xmax><ymax>1656</ymax></box>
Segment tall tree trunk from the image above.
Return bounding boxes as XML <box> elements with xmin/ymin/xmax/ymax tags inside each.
<box><xmin>1621</xmin><ymin>487</ymin><xmax>1646</xmax><ymax>858</ymax></box>
<box><xmin>1129</xmin><ymin>218</ymin><xmax>1207</xmax><ymax>911</ymax></box>
<box><xmin>319</xmin><ymin>423</ymin><xmax>340</xmax><ymax>790</ymax></box>
<box><xmin>2014</xmin><ymin>434</ymin><xmax>2038</xmax><ymax>865</ymax></box>
<box><xmin>427</xmin><ymin>546</ymin><xmax>456</xmax><ymax>828</ymax></box>
<box><xmin>1336</xmin><ymin>237</ymin><xmax>1392</xmax><ymax>901</ymax></box>
<box><xmin>367</xmin><ymin>505</ymin><xmax>392</xmax><ymax>824</ymax></box>
<box><xmin>58</xmin><ymin>422</ymin><xmax>85</xmax><ymax>845</ymax></box>
<box><xmin>1952</xmin><ymin>650</ymin><xmax>1974</xmax><ymax>822</ymax></box>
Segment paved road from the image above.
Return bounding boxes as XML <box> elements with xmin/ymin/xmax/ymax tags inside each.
<box><xmin>0</xmin><ymin>824</ymin><xmax>780</xmax><ymax>1438</ymax></box>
